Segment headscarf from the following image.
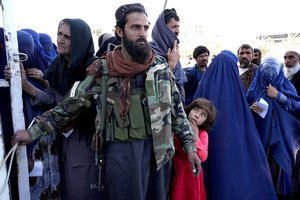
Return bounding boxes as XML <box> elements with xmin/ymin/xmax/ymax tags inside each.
<box><xmin>247</xmin><ymin>57</ymin><xmax>300</xmax><ymax>178</ymax></box>
<box><xmin>45</xmin><ymin>18</ymin><xmax>97</xmax><ymax>96</ymax></box>
<box><xmin>21</xmin><ymin>28</ymin><xmax>49</xmax><ymax>72</ymax></box>
<box><xmin>17</xmin><ymin>30</ymin><xmax>34</xmax><ymax>58</ymax></box>
<box><xmin>97</xmin><ymin>33</ymin><xmax>113</xmax><ymax>48</ymax></box>
<box><xmin>194</xmin><ymin>51</ymin><xmax>276</xmax><ymax>199</ymax></box>
<box><xmin>39</xmin><ymin>33</ymin><xmax>57</xmax><ymax>65</ymax></box>
<box><xmin>96</xmin><ymin>36</ymin><xmax>120</xmax><ymax>57</ymax></box>
<box><xmin>150</xmin><ymin>10</ymin><xmax>187</xmax><ymax>85</ymax></box>
<box><xmin>247</xmin><ymin>57</ymin><xmax>299</xmax><ymax>103</ymax></box>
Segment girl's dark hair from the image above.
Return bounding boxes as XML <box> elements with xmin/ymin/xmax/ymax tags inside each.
<box><xmin>185</xmin><ymin>98</ymin><xmax>216</xmax><ymax>131</ymax></box>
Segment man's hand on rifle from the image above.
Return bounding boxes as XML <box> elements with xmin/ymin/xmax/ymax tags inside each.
<box><xmin>11</xmin><ymin>130</ymin><xmax>33</xmax><ymax>145</ymax></box>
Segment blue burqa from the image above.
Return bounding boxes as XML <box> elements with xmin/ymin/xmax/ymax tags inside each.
<box><xmin>17</xmin><ymin>30</ymin><xmax>61</xmax><ymax>199</ymax></box>
<box><xmin>21</xmin><ymin>28</ymin><xmax>49</xmax><ymax>72</ymax></box>
<box><xmin>39</xmin><ymin>33</ymin><xmax>57</xmax><ymax>66</ymax></box>
<box><xmin>194</xmin><ymin>51</ymin><xmax>277</xmax><ymax>200</ymax></box>
<box><xmin>247</xmin><ymin>57</ymin><xmax>300</xmax><ymax>195</ymax></box>
<box><xmin>17</xmin><ymin>30</ymin><xmax>53</xmax><ymax>128</ymax></box>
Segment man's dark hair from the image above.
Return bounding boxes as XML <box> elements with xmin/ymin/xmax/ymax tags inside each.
<box><xmin>114</xmin><ymin>3</ymin><xmax>148</xmax><ymax>41</ymax></box>
<box><xmin>237</xmin><ymin>44</ymin><xmax>253</xmax><ymax>55</ymax></box>
<box><xmin>163</xmin><ymin>8</ymin><xmax>180</xmax><ymax>24</ymax></box>
<box><xmin>193</xmin><ymin>46</ymin><xmax>210</xmax><ymax>59</ymax></box>
<box><xmin>254</xmin><ymin>48</ymin><xmax>262</xmax><ymax>56</ymax></box>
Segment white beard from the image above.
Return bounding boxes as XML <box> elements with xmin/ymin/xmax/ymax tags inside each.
<box><xmin>284</xmin><ymin>64</ymin><xmax>300</xmax><ymax>80</ymax></box>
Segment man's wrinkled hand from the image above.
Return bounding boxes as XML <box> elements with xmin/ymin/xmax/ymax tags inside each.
<box><xmin>11</xmin><ymin>130</ymin><xmax>33</xmax><ymax>145</ymax></box>
<box><xmin>187</xmin><ymin>151</ymin><xmax>201</xmax><ymax>175</ymax></box>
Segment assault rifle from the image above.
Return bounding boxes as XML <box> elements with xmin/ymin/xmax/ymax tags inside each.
<box><xmin>90</xmin><ymin>59</ymin><xmax>109</xmax><ymax>191</ymax></box>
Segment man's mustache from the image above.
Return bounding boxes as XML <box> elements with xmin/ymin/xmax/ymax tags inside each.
<box><xmin>136</xmin><ymin>38</ymin><xmax>147</xmax><ymax>43</ymax></box>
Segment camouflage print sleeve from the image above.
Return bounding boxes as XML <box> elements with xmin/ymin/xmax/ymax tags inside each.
<box><xmin>170</xmin><ymin>70</ymin><xmax>197</xmax><ymax>153</ymax></box>
<box><xmin>28</xmin><ymin>75</ymin><xmax>100</xmax><ymax>140</ymax></box>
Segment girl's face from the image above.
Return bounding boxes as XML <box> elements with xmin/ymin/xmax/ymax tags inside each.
<box><xmin>188</xmin><ymin>108</ymin><xmax>208</xmax><ymax>126</ymax></box>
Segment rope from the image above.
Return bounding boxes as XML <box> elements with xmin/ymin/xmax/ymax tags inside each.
<box><xmin>0</xmin><ymin>142</ymin><xmax>19</xmax><ymax>196</ymax></box>
<box><xmin>0</xmin><ymin>117</ymin><xmax>35</xmax><ymax>196</ymax></box>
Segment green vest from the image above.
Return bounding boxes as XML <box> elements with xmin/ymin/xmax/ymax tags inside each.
<box><xmin>104</xmin><ymin>77</ymin><xmax>152</xmax><ymax>141</ymax></box>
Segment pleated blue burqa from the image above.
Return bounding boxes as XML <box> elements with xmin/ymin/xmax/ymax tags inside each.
<box><xmin>193</xmin><ymin>51</ymin><xmax>277</xmax><ymax>200</ymax></box>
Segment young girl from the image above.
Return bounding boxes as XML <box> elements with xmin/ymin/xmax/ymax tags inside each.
<box><xmin>170</xmin><ymin>98</ymin><xmax>216</xmax><ymax>200</ymax></box>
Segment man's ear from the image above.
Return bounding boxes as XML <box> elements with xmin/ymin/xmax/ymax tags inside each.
<box><xmin>115</xmin><ymin>26</ymin><xmax>124</xmax><ymax>38</ymax></box>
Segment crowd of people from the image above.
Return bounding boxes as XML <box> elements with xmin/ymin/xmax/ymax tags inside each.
<box><xmin>0</xmin><ymin>2</ymin><xmax>300</xmax><ymax>200</ymax></box>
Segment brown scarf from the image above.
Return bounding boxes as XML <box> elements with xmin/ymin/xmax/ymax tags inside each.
<box><xmin>105</xmin><ymin>46</ymin><xmax>155</xmax><ymax>119</ymax></box>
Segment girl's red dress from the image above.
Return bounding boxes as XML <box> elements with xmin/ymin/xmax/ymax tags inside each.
<box><xmin>170</xmin><ymin>129</ymin><xmax>208</xmax><ymax>200</ymax></box>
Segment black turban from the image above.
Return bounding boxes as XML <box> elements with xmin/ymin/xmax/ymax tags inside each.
<box><xmin>115</xmin><ymin>3</ymin><xmax>147</xmax><ymax>25</ymax></box>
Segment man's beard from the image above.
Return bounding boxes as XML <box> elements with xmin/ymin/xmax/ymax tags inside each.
<box><xmin>284</xmin><ymin>63</ymin><xmax>300</xmax><ymax>80</ymax></box>
<box><xmin>251</xmin><ymin>58</ymin><xmax>260</xmax><ymax>65</ymax></box>
<box><xmin>123</xmin><ymin>34</ymin><xmax>151</xmax><ymax>64</ymax></box>
<box><xmin>239</xmin><ymin>59</ymin><xmax>251</xmax><ymax>68</ymax></box>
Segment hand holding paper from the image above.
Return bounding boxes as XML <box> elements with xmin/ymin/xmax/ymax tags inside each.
<box><xmin>256</xmin><ymin>98</ymin><xmax>269</xmax><ymax>118</ymax></box>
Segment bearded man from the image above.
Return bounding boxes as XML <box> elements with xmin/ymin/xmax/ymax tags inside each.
<box><xmin>283</xmin><ymin>49</ymin><xmax>300</xmax><ymax>199</ymax></box>
<box><xmin>237</xmin><ymin>44</ymin><xmax>258</xmax><ymax>92</ymax></box>
<box><xmin>284</xmin><ymin>50</ymin><xmax>300</xmax><ymax>95</ymax></box>
<box><xmin>12</xmin><ymin>3</ymin><xmax>201</xmax><ymax>200</ymax></box>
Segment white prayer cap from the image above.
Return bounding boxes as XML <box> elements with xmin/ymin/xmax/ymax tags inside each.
<box><xmin>283</xmin><ymin>45</ymin><xmax>300</xmax><ymax>55</ymax></box>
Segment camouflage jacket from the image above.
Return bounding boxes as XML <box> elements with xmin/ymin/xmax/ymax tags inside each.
<box><xmin>28</xmin><ymin>55</ymin><xmax>196</xmax><ymax>169</ymax></box>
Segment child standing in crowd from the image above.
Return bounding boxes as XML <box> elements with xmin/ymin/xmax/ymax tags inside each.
<box><xmin>170</xmin><ymin>98</ymin><xmax>216</xmax><ymax>200</ymax></box>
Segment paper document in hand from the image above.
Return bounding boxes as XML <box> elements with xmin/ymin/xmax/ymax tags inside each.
<box><xmin>29</xmin><ymin>160</ymin><xmax>43</xmax><ymax>177</ymax></box>
<box><xmin>256</xmin><ymin>98</ymin><xmax>269</xmax><ymax>118</ymax></box>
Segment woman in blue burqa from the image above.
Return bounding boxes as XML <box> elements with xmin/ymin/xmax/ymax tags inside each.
<box><xmin>4</xmin><ymin>30</ymin><xmax>59</xmax><ymax>199</ymax></box>
<box><xmin>18</xmin><ymin>30</ymin><xmax>60</xmax><ymax>200</ymax></box>
<box><xmin>39</xmin><ymin>32</ymin><xmax>58</xmax><ymax>66</ymax></box>
<box><xmin>247</xmin><ymin>57</ymin><xmax>300</xmax><ymax>198</ymax></box>
<box><xmin>21</xmin><ymin>28</ymin><xmax>50</xmax><ymax>72</ymax></box>
<box><xmin>193</xmin><ymin>50</ymin><xmax>277</xmax><ymax>200</ymax></box>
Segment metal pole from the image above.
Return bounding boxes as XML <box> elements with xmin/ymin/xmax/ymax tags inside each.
<box><xmin>163</xmin><ymin>0</ymin><xmax>168</xmax><ymax>10</ymax></box>
<box><xmin>1</xmin><ymin>0</ymin><xmax>30</xmax><ymax>199</ymax></box>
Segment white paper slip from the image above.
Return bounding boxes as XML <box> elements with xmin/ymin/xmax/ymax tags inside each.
<box><xmin>29</xmin><ymin>160</ymin><xmax>43</xmax><ymax>177</ymax></box>
<box><xmin>256</xmin><ymin>98</ymin><xmax>269</xmax><ymax>118</ymax></box>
